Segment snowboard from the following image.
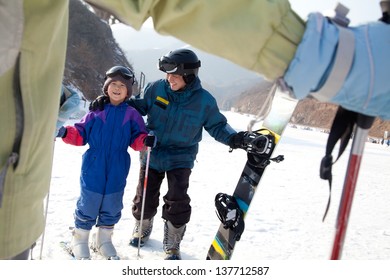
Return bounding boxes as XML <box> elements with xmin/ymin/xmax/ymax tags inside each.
<box><xmin>206</xmin><ymin>85</ymin><xmax>298</xmax><ymax>260</ymax></box>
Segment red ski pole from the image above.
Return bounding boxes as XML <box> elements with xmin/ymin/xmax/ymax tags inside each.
<box><xmin>137</xmin><ymin>145</ymin><xmax>152</xmax><ymax>258</ymax></box>
<box><xmin>330</xmin><ymin>114</ymin><xmax>375</xmax><ymax>260</ymax></box>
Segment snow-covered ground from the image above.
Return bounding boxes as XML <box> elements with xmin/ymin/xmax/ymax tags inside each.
<box><xmin>32</xmin><ymin>110</ymin><xmax>390</xmax><ymax>262</ymax></box>
<box><xmin>9</xmin><ymin>111</ymin><xmax>386</xmax><ymax>279</ymax></box>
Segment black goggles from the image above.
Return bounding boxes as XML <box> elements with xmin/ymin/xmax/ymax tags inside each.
<box><xmin>106</xmin><ymin>66</ymin><xmax>134</xmax><ymax>80</ymax></box>
<box><xmin>158</xmin><ymin>57</ymin><xmax>179</xmax><ymax>73</ymax></box>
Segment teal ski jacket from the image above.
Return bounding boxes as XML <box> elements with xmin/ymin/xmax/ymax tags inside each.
<box><xmin>129</xmin><ymin>78</ymin><xmax>236</xmax><ymax>172</ymax></box>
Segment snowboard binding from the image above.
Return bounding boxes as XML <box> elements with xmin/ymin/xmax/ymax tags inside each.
<box><xmin>215</xmin><ymin>193</ymin><xmax>245</xmax><ymax>241</ymax></box>
<box><xmin>246</xmin><ymin>129</ymin><xmax>283</xmax><ymax>168</ymax></box>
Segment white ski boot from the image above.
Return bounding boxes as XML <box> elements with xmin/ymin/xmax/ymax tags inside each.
<box><xmin>163</xmin><ymin>220</ymin><xmax>186</xmax><ymax>260</ymax></box>
<box><xmin>70</xmin><ymin>227</ymin><xmax>91</xmax><ymax>260</ymax></box>
<box><xmin>91</xmin><ymin>226</ymin><xmax>120</xmax><ymax>260</ymax></box>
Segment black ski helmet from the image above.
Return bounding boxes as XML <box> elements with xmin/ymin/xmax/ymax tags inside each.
<box><xmin>158</xmin><ymin>49</ymin><xmax>201</xmax><ymax>83</ymax></box>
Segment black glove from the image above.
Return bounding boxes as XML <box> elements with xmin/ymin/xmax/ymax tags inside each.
<box><xmin>228</xmin><ymin>131</ymin><xmax>256</xmax><ymax>150</ymax></box>
<box><xmin>56</xmin><ymin>126</ymin><xmax>67</xmax><ymax>138</ymax></box>
<box><xmin>89</xmin><ymin>95</ymin><xmax>109</xmax><ymax>111</ymax></box>
<box><xmin>144</xmin><ymin>133</ymin><xmax>157</xmax><ymax>148</ymax></box>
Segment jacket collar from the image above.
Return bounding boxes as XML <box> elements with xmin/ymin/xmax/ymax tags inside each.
<box><xmin>164</xmin><ymin>77</ymin><xmax>202</xmax><ymax>101</ymax></box>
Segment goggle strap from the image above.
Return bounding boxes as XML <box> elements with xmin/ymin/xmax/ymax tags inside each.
<box><xmin>183</xmin><ymin>61</ymin><xmax>201</xmax><ymax>69</ymax></box>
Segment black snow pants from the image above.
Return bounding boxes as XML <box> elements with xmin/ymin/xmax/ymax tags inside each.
<box><xmin>132</xmin><ymin>167</ymin><xmax>192</xmax><ymax>226</ymax></box>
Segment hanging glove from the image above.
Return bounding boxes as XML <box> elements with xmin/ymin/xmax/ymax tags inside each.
<box><xmin>89</xmin><ymin>95</ymin><xmax>109</xmax><ymax>111</ymax></box>
<box><xmin>144</xmin><ymin>132</ymin><xmax>157</xmax><ymax>148</ymax></box>
<box><xmin>56</xmin><ymin>126</ymin><xmax>67</xmax><ymax>138</ymax></box>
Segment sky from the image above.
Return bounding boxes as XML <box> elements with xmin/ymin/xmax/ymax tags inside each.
<box><xmin>289</xmin><ymin>0</ymin><xmax>382</xmax><ymax>25</ymax></box>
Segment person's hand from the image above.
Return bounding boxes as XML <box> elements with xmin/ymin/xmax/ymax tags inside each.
<box><xmin>56</xmin><ymin>126</ymin><xmax>67</xmax><ymax>138</ymax></box>
<box><xmin>229</xmin><ymin>131</ymin><xmax>273</xmax><ymax>155</ymax></box>
<box><xmin>144</xmin><ymin>133</ymin><xmax>157</xmax><ymax>148</ymax></box>
<box><xmin>89</xmin><ymin>95</ymin><xmax>109</xmax><ymax>111</ymax></box>
<box><xmin>228</xmin><ymin>131</ymin><xmax>255</xmax><ymax>150</ymax></box>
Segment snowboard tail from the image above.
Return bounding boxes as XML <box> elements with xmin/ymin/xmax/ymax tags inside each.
<box><xmin>207</xmin><ymin>134</ymin><xmax>276</xmax><ymax>260</ymax></box>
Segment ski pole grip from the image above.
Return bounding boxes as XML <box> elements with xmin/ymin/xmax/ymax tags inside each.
<box><xmin>144</xmin><ymin>131</ymin><xmax>157</xmax><ymax>148</ymax></box>
<box><xmin>380</xmin><ymin>0</ymin><xmax>390</xmax><ymax>23</ymax></box>
<box><xmin>356</xmin><ymin>114</ymin><xmax>375</xmax><ymax>130</ymax></box>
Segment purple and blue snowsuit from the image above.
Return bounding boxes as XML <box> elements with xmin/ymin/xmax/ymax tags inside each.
<box><xmin>62</xmin><ymin>102</ymin><xmax>147</xmax><ymax>230</ymax></box>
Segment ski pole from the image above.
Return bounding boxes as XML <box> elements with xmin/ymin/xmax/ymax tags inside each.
<box><xmin>39</xmin><ymin>190</ymin><xmax>51</xmax><ymax>259</ymax></box>
<box><xmin>39</xmin><ymin>140</ymin><xmax>57</xmax><ymax>259</ymax></box>
<box><xmin>137</xmin><ymin>145</ymin><xmax>152</xmax><ymax>258</ymax></box>
<box><xmin>330</xmin><ymin>1</ymin><xmax>388</xmax><ymax>259</ymax></box>
<box><xmin>330</xmin><ymin>114</ymin><xmax>375</xmax><ymax>260</ymax></box>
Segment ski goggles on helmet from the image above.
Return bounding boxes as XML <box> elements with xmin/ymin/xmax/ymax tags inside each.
<box><xmin>158</xmin><ymin>56</ymin><xmax>179</xmax><ymax>74</ymax></box>
<box><xmin>105</xmin><ymin>66</ymin><xmax>134</xmax><ymax>81</ymax></box>
<box><xmin>158</xmin><ymin>57</ymin><xmax>201</xmax><ymax>76</ymax></box>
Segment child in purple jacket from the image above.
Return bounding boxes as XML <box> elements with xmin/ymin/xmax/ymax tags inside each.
<box><xmin>57</xmin><ymin>66</ymin><xmax>156</xmax><ymax>260</ymax></box>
